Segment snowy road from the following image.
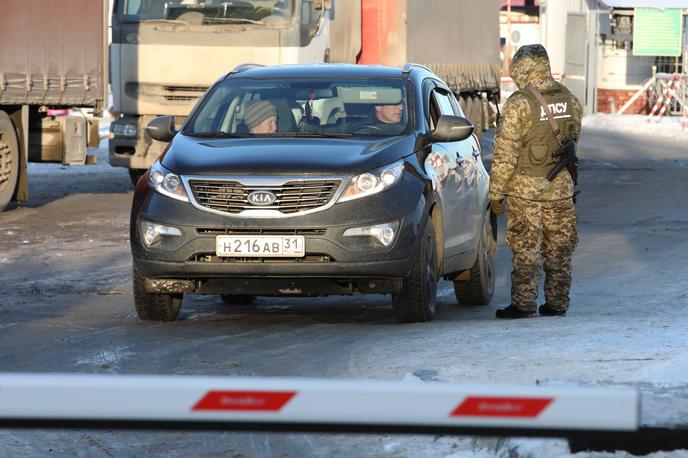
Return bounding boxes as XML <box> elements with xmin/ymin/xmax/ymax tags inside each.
<box><xmin>0</xmin><ymin>123</ymin><xmax>687</xmax><ymax>457</ymax></box>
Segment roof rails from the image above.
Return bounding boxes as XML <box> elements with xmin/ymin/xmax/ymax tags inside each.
<box><xmin>229</xmin><ymin>63</ymin><xmax>266</xmax><ymax>74</ymax></box>
<box><xmin>402</xmin><ymin>63</ymin><xmax>431</xmax><ymax>74</ymax></box>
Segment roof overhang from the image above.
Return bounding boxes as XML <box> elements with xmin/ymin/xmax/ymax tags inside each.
<box><xmin>599</xmin><ymin>0</ymin><xmax>688</xmax><ymax>9</ymax></box>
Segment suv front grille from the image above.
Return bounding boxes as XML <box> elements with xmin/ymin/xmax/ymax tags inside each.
<box><xmin>188</xmin><ymin>179</ymin><xmax>341</xmax><ymax>215</ymax></box>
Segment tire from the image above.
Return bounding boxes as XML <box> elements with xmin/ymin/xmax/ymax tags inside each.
<box><xmin>0</xmin><ymin>111</ymin><xmax>20</xmax><ymax>212</ymax></box>
<box><xmin>132</xmin><ymin>267</ymin><xmax>183</xmax><ymax>321</ymax></box>
<box><xmin>129</xmin><ymin>169</ymin><xmax>146</xmax><ymax>186</ymax></box>
<box><xmin>392</xmin><ymin>218</ymin><xmax>439</xmax><ymax>323</ymax></box>
<box><xmin>454</xmin><ymin>209</ymin><xmax>496</xmax><ymax>306</ymax></box>
<box><xmin>220</xmin><ymin>294</ymin><xmax>257</xmax><ymax>306</ymax></box>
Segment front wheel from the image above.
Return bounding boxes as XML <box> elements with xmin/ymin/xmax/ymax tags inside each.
<box><xmin>132</xmin><ymin>267</ymin><xmax>183</xmax><ymax>321</ymax></box>
<box><xmin>453</xmin><ymin>210</ymin><xmax>496</xmax><ymax>305</ymax></box>
<box><xmin>392</xmin><ymin>218</ymin><xmax>439</xmax><ymax>323</ymax></box>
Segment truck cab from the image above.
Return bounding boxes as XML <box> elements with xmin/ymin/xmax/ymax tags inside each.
<box><xmin>109</xmin><ymin>0</ymin><xmax>359</xmax><ymax>183</ymax></box>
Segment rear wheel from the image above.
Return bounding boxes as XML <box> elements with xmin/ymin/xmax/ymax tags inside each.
<box><xmin>220</xmin><ymin>294</ymin><xmax>257</xmax><ymax>306</ymax></box>
<box><xmin>0</xmin><ymin>111</ymin><xmax>19</xmax><ymax>212</ymax></box>
<box><xmin>132</xmin><ymin>267</ymin><xmax>183</xmax><ymax>321</ymax></box>
<box><xmin>392</xmin><ymin>218</ymin><xmax>438</xmax><ymax>323</ymax></box>
<box><xmin>454</xmin><ymin>210</ymin><xmax>496</xmax><ymax>305</ymax></box>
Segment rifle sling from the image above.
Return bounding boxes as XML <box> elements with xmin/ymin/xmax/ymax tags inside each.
<box><xmin>526</xmin><ymin>85</ymin><xmax>568</xmax><ymax>146</ymax></box>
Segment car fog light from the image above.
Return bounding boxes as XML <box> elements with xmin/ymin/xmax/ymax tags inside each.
<box><xmin>141</xmin><ymin>221</ymin><xmax>182</xmax><ymax>247</ymax></box>
<box><xmin>343</xmin><ymin>221</ymin><xmax>399</xmax><ymax>247</ymax></box>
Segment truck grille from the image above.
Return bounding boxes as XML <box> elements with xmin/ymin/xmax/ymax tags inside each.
<box><xmin>125</xmin><ymin>83</ymin><xmax>208</xmax><ymax>103</ymax></box>
<box><xmin>188</xmin><ymin>179</ymin><xmax>342</xmax><ymax>215</ymax></box>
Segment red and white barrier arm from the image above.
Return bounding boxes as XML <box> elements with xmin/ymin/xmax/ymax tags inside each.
<box><xmin>0</xmin><ymin>373</ymin><xmax>638</xmax><ymax>432</ymax></box>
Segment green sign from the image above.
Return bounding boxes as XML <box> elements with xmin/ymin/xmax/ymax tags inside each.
<box><xmin>633</xmin><ymin>8</ymin><xmax>683</xmax><ymax>56</ymax></box>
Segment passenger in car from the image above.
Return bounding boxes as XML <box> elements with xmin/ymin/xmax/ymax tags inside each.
<box><xmin>244</xmin><ymin>100</ymin><xmax>278</xmax><ymax>134</ymax></box>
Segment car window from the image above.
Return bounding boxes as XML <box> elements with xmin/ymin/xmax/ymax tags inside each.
<box><xmin>185</xmin><ymin>78</ymin><xmax>411</xmax><ymax>137</ymax></box>
<box><xmin>448</xmin><ymin>92</ymin><xmax>465</xmax><ymax>117</ymax></box>
<box><xmin>429</xmin><ymin>89</ymin><xmax>454</xmax><ymax>128</ymax></box>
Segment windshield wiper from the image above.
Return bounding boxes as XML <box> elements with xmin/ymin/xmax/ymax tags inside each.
<box><xmin>274</xmin><ymin>132</ymin><xmax>354</xmax><ymax>138</ymax></box>
<box><xmin>184</xmin><ymin>132</ymin><xmax>249</xmax><ymax>138</ymax></box>
<box><xmin>205</xmin><ymin>17</ymin><xmax>264</xmax><ymax>25</ymax></box>
<box><xmin>134</xmin><ymin>19</ymin><xmax>190</xmax><ymax>26</ymax></box>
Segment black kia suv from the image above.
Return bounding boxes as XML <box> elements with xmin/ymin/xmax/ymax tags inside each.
<box><xmin>130</xmin><ymin>63</ymin><xmax>496</xmax><ymax>322</ymax></box>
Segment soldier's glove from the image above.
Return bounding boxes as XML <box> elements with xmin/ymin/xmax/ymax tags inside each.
<box><xmin>491</xmin><ymin>198</ymin><xmax>506</xmax><ymax>215</ymax></box>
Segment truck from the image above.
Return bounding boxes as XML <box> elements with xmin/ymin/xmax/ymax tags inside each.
<box><xmin>109</xmin><ymin>0</ymin><xmax>501</xmax><ymax>184</ymax></box>
<box><xmin>0</xmin><ymin>0</ymin><xmax>108</xmax><ymax>212</ymax></box>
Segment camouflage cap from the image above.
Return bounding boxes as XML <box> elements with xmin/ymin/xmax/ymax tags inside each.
<box><xmin>510</xmin><ymin>44</ymin><xmax>553</xmax><ymax>89</ymax></box>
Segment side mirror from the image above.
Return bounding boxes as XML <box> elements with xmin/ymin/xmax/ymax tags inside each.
<box><xmin>431</xmin><ymin>115</ymin><xmax>474</xmax><ymax>142</ymax></box>
<box><xmin>146</xmin><ymin>115</ymin><xmax>177</xmax><ymax>143</ymax></box>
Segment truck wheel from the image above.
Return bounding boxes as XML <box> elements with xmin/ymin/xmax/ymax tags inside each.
<box><xmin>129</xmin><ymin>169</ymin><xmax>146</xmax><ymax>186</ymax></box>
<box><xmin>454</xmin><ymin>210</ymin><xmax>496</xmax><ymax>305</ymax></box>
<box><xmin>0</xmin><ymin>112</ymin><xmax>19</xmax><ymax>212</ymax></box>
<box><xmin>392</xmin><ymin>218</ymin><xmax>438</xmax><ymax>323</ymax></box>
<box><xmin>132</xmin><ymin>267</ymin><xmax>183</xmax><ymax>321</ymax></box>
<box><xmin>220</xmin><ymin>294</ymin><xmax>256</xmax><ymax>305</ymax></box>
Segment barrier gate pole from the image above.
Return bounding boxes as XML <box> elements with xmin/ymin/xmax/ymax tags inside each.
<box><xmin>0</xmin><ymin>373</ymin><xmax>687</xmax><ymax>454</ymax></box>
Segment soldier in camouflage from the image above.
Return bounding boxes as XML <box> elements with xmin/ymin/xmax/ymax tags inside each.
<box><xmin>489</xmin><ymin>44</ymin><xmax>583</xmax><ymax>319</ymax></box>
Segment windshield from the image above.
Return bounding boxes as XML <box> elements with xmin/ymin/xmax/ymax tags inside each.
<box><xmin>185</xmin><ymin>78</ymin><xmax>411</xmax><ymax>137</ymax></box>
<box><xmin>117</xmin><ymin>0</ymin><xmax>293</xmax><ymax>25</ymax></box>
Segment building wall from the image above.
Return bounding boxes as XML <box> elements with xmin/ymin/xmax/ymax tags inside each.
<box><xmin>597</xmin><ymin>88</ymin><xmax>649</xmax><ymax>114</ymax></box>
<box><xmin>539</xmin><ymin>0</ymin><xmax>589</xmax><ymax>77</ymax></box>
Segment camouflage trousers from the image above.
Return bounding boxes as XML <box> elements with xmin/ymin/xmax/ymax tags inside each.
<box><xmin>506</xmin><ymin>196</ymin><xmax>578</xmax><ymax>312</ymax></box>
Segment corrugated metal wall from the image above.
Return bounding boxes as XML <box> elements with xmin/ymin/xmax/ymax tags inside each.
<box><xmin>0</xmin><ymin>0</ymin><xmax>107</xmax><ymax>107</ymax></box>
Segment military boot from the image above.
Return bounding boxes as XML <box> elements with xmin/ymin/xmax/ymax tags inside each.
<box><xmin>539</xmin><ymin>303</ymin><xmax>567</xmax><ymax>316</ymax></box>
<box><xmin>495</xmin><ymin>305</ymin><xmax>536</xmax><ymax>319</ymax></box>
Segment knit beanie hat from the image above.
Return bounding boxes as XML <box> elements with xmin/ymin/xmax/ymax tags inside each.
<box><xmin>244</xmin><ymin>100</ymin><xmax>277</xmax><ymax>130</ymax></box>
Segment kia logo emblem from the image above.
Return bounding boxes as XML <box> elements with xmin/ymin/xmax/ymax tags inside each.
<box><xmin>247</xmin><ymin>191</ymin><xmax>277</xmax><ymax>206</ymax></box>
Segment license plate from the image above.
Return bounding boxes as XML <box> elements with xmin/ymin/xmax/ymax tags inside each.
<box><xmin>215</xmin><ymin>236</ymin><xmax>305</xmax><ymax>257</ymax></box>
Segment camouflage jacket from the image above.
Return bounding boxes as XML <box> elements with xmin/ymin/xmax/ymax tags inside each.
<box><xmin>489</xmin><ymin>44</ymin><xmax>583</xmax><ymax>202</ymax></box>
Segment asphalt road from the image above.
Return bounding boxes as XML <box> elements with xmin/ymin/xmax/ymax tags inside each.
<box><xmin>0</xmin><ymin>127</ymin><xmax>687</xmax><ymax>457</ymax></box>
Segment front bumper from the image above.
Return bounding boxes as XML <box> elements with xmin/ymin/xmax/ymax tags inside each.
<box><xmin>131</xmin><ymin>174</ymin><xmax>428</xmax><ymax>295</ymax></box>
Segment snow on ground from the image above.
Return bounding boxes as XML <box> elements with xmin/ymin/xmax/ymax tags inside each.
<box><xmin>583</xmin><ymin>114</ymin><xmax>688</xmax><ymax>142</ymax></box>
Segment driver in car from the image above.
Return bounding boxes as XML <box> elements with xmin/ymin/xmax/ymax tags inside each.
<box><xmin>352</xmin><ymin>101</ymin><xmax>405</xmax><ymax>135</ymax></box>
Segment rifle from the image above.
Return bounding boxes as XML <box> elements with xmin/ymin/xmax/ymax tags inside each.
<box><xmin>526</xmin><ymin>86</ymin><xmax>579</xmax><ymax>188</ymax></box>
<box><xmin>546</xmin><ymin>138</ymin><xmax>578</xmax><ymax>185</ymax></box>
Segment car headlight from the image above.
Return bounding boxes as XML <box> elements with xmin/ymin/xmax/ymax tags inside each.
<box><xmin>338</xmin><ymin>161</ymin><xmax>404</xmax><ymax>203</ymax></box>
<box><xmin>111</xmin><ymin>122</ymin><xmax>137</xmax><ymax>138</ymax></box>
<box><xmin>148</xmin><ymin>161</ymin><xmax>190</xmax><ymax>202</ymax></box>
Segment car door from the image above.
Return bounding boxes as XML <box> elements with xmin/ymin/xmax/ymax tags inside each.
<box><xmin>425</xmin><ymin>84</ymin><xmax>469</xmax><ymax>259</ymax></box>
<box><xmin>448</xmin><ymin>91</ymin><xmax>486</xmax><ymax>248</ymax></box>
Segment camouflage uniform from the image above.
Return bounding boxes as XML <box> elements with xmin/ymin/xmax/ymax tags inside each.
<box><xmin>489</xmin><ymin>45</ymin><xmax>583</xmax><ymax>313</ymax></box>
